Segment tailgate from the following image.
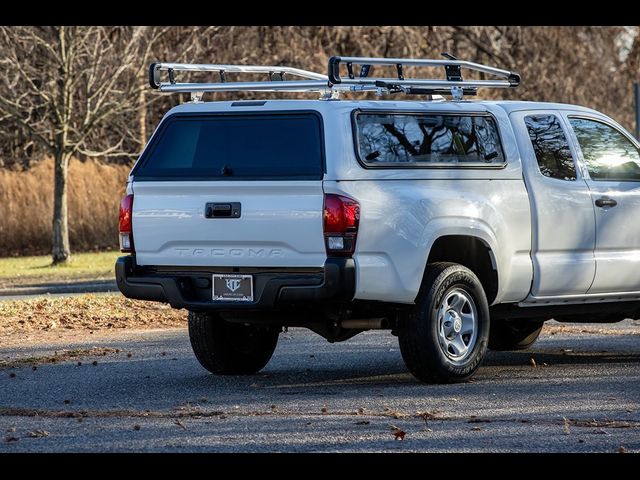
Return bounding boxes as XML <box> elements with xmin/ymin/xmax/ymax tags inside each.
<box><xmin>132</xmin><ymin>181</ymin><xmax>326</xmax><ymax>267</ymax></box>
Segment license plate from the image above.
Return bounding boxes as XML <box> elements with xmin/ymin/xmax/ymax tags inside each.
<box><xmin>212</xmin><ymin>274</ymin><xmax>253</xmax><ymax>302</ymax></box>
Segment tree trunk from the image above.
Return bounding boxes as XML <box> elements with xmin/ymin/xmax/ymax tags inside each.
<box><xmin>52</xmin><ymin>150</ymin><xmax>71</xmax><ymax>264</ymax></box>
<box><xmin>138</xmin><ymin>88</ymin><xmax>147</xmax><ymax>149</ymax></box>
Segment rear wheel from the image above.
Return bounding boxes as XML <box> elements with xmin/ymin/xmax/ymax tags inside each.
<box><xmin>488</xmin><ymin>319</ymin><xmax>544</xmax><ymax>351</ymax></box>
<box><xmin>188</xmin><ymin>311</ymin><xmax>279</xmax><ymax>374</ymax></box>
<box><xmin>398</xmin><ymin>262</ymin><xmax>490</xmax><ymax>383</ymax></box>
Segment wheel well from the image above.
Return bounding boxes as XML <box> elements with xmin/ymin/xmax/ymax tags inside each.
<box><xmin>427</xmin><ymin>235</ymin><xmax>498</xmax><ymax>304</ymax></box>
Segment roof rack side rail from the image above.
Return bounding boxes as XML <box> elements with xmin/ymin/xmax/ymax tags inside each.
<box><xmin>149</xmin><ymin>62</ymin><xmax>330</xmax><ymax>92</ymax></box>
<box><xmin>327</xmin><ymin>55</ymin><xmax>521</xmax><ymax>90</ymax></box>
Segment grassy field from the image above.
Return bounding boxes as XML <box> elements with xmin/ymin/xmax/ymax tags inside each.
<box><xmin>0</xmin><ymin>250</ymin><xmax>120</xmax><ymax>288</ymax></box>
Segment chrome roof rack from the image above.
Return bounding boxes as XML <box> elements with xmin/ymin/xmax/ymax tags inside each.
<box><xmin>328</xmin><ymin>53</ymin><xmax>520</xmax><ymax>100</ymax></box>
<box><xmin>148</xmin><ymin>53</ymin><xmax>520</xmax><ymax>101</ymax></box>
<box><xmin>148</xmin><ymin>62</ymin><xmax>342</xmax><ymax>100</ymax></box>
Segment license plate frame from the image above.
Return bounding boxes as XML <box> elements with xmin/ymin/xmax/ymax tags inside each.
<box><xmin>212</xmin><ymin>274</ymin><xmax>254</xmax><ymax>302</ymax></box>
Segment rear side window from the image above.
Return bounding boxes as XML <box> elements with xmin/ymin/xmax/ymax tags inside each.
<box><xmin>568</xmin><ymin>117</ymin><xmax>640</xmax><ymax>181</ymax></box>
<box><xmin>524</xmin><ymin>115</ymin><xmax>576</xmax><ymax>181</ymax></box>
<box><xmin>354</xmin><ymin>112</ymin><xmax>505</xmax><ymax>167</ymax></box>
<box><xmin>133</xmin><ymin>113</ymin><xmax>324</xmax><ymax>180</ymax></box>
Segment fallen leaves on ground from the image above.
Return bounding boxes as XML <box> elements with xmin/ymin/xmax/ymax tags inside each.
<box><xmin>416</xmin><ymin>411</ymin><xmax>439</xmax><ymax>430</ymax></box>
<box><xmin>0</xmin><ymin>294</ymin><xmax>186</xmax><ymax>337</ymax></box>
<box><xmin>562</xmin><ymin>418</ymin><xmax>640</xmax><ymax>429</ymax></box>
<box><xmin>0</xmin><ymin>347</ymin><xmax>119</xmax><ymax>370</ymax></box>
<box><xmin>28</xmin><ymin>430</ymin><xmax>49</xmax><ymax>438</ymax></box>
<box><xmin>468</xmin><ymin>417</ymin><xmax>491</xmax><ymax>423</ymax></box>
<box><xmin>543</xmin><ymin>324</ymin><xmax>640</xmax><ymax>336</ymax></box>
<box><xmin>382</xmin><ymin>408</ymin><xmax>409</xmax><ymax>419</ymax></box>
<box><xmin>391</xmin><ymin>427</ymin><xmax>406</xmax><ymax>441</ymax></box>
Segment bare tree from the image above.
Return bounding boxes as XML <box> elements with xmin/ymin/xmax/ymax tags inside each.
<box><xmin>0</xmin><ymin>26</ymin><xmax>150</xmax><ymax>263</ymax></box>
<box><xmin>1</xmin><ymin>26</ymin><xmax>640</xmax><ymax>258</ymax></box>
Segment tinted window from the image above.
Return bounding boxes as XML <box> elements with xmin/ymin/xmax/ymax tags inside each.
<box><xmin>134</xmin><ymin>113</ymin><xmax>324</xmax><ymax>180</ymax></box>
<box><xmin>569</xmin><ymin>117</ymin><xmax>640</xmax><ymax>181</ymax></box>
<box><xmin>355</xmin><ymin>113</ymin><xmax>504</xmax><ymax>166</ymax></box>
<box><xmin>525</xmin><ymin>115</ymin><xmax>576</xmax><ymax>181</ymax></box>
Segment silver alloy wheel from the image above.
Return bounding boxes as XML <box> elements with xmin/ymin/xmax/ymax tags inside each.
<box><xmin>437</xmin><ymin>288</ymin><xmax>478</xmax><ymax>363</ymax></box>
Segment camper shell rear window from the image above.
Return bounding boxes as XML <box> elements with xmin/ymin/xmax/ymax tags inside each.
<box><xmin>132</xmin><ymin>111</ymin><xmax>325</xmax><ymax>180</ymax></box>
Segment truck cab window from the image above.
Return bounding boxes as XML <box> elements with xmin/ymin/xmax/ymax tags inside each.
<box><xmin>525</xmin><ymin>115</ymin><xmax>576</xmax><ymax>181</ymax></box>
<box><xmin>568</xmin><ymin>117</ymin><xmax>640</xmax><ymax>181</ymax></box>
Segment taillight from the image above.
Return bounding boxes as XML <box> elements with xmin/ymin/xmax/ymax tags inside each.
<box><xmin>119</xmin><ymin>194</ymin><xmax>134</xmax><ymax>253</ymax></box>
<box><xmin>323</xmin><ymin>193</ymin><xmax>360</xmax><ymax>257</ymax></box>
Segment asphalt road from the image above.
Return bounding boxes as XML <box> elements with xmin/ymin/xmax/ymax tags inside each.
<box><xmin>1</xmin><ymin>321</ymin><xmax>639</xmax><ymax>452</ymax></box>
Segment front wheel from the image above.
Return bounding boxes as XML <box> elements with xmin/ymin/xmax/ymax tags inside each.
<box><xmin>398</xmin><ymin>262</ymin><xmax>490</xmax><ymax>383</ymax></box>
<box><xmin>188</xmin><ymin>311</ymin><xmax>279</xmax><ymax>375</ymax></box>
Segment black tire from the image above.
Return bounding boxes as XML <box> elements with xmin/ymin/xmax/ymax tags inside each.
<box><xmin>398</xmin><ymin>262</ymin><xmax>490</xmax><ymax>383</ymax></box>
<box><xmin>488</xmin><ymin>319</ymin><xmax>544</xmax><ymax>351</ymax></box>
<box><xmin>188</xmin><ymin>311</ymin><xmax>279</xmax><ymax>375</ymax></box>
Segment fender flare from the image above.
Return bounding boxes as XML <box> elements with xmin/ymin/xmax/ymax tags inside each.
<box><xmin>418</xmin><ymin>218</ymin><xmax>501</xmax><ymax>297</ymax></box>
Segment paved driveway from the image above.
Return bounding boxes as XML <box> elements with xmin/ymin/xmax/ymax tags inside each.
<box><xmin>1</xmin><ymin>321</ymin><xmax>638</xmax><ymax>452</ymax></box>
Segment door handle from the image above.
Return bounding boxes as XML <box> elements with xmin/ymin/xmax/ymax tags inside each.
<box><xmin>595</xmin><ymin>197</ymin><xmax>617</xmax><ymax>208</ymax></box>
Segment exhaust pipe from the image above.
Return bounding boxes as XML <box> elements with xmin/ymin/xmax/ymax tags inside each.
<box><xmin>341</xmin><ymin>318</ymin><xmax>388</xmax><ymax>329</ymax></box>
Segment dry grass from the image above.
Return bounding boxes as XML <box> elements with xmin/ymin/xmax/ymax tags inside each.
<box><xmin>0</xmin><ymin>294</ymin><xmax>185</xmax><ymax>337</ymax></box>
<box><xmin>0</xmin><ymin>157</ymin><xmax>131</xmax><ymax>256</ymax></box>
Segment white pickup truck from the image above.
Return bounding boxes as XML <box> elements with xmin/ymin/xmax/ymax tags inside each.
<box><xmin>116</xmin><ymin>56</ymin><xmax>640</xmax><ymax>383</ymax></box>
